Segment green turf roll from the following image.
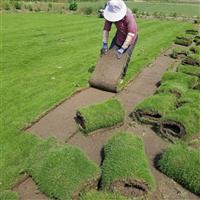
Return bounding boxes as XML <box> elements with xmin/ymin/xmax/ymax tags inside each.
<box><xmin>182</xmin><ymin>54</ymin><xmax>200</xmax><ymax>66</ymax></box>
<box><xmin>160</xmin><ymin>104</ymin><xmax>200</xmax><ymax>140</ymax></box>
<box><xmin>177</xmin><ymin>64</ymin><xmax>200</xmax><ymax>78</ymax></box>
<box><xmin>101</xmin><ymin>132</ymin><xmax>156</xmax><ymax>198</ymax></box>
<box><xmin>174</xmin><ymin>35</ymin><xmax>193</xmax><ymax>46</ymax></box>
<box><xmin>157</xmin><ymin>142</ymin><xmax>200</xmax><ymax>195</ymax></box>
<box><xmin>0</xmin><ymin>190</ymin><xmax>19</xmax><ymax>200</ymax></box>
<box><xmin>185</xmin><ymin>29</ymin><xmax>199</xmax><ymax>35</ymax></box>
<box><xmin>194</xmin><ymin>35</ymin><xmax>200</xmax><ymax>45</ymax></box>
<box><xmin>190</xmin><ymin>46</ymin><xmax>200</xmax><ymax>54</ymax></box>
<box><xmin>80</xmin><ymin>190</ymin><xmax>129</xmax><ymax>200</ymax></box>
<box><xmin>131</xmin><ymin>94</ymin><xmax>177</xmax><ymax>125</ymax></box>
<box><xmin>156</xmin><ymin>71</ymin><xmax>198</xmax><ymax>96</ymax></box>
<box><xmin>27</xmin><ymin>138</ymin><xmax>100</xmax><ymax>200</ymax></box>
<box><xmin>171</xmin><ymin>47</ymin><xmax>189</xmax><ymax>59</ymax></box>
<box><xmin>76</xmin><ymin>98</ymin><xmax>125</xmax><ymax>134</ymax></box>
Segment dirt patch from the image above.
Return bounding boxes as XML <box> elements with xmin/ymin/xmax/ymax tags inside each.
<box><xmin>13</xmin><ymin>177</ymin><xmax>48</xmax><ymax>200</ymax></box>
<box><xmin>109</xmin><ymin>179</ymin><xmax>149</xmax><ymax>198</ymax></box>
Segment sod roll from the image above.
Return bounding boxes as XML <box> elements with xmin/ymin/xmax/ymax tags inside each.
<box><xmin>27</xmin><ymin>138</ymin><xmax>100</xmax><ymax>200</ymax></box>
<box><xmin>157</xmin><ymin>142</ymin><xmax>200</xmax><ymax>195</ymax></box>
<box><xmin>174</xmin><ymin>35</ymin><xmax>193</xmax><ymax>46</ymax></box>
<box><xmin>160</xmin><ymin>104</ymin><xmax>200</xmax><ymax>140</ymax></box>
<box><xmin>194</xmin><ymin>35</ymin><xmax>200</xmax><ymax>45</ymax></box>
<box><xmin>101</xmin><ymin>132</ymin><xmax>156</xmax><ymax>198</ymax></box>
<box><xmin>76</xmin><ymin>98</ymin><xmax>125</xmax><ymax>134</ymax></box>
<box><xmin>190</xmin><ymin>46</ymin><xmax>200</xmax><ymax>54</ymax></box>
<box><xmin>80</xmin><ymin>190</ymin><xmax>129</xmax><ymax>200</ymax></box>
<box><xmin>186</xmin><ymin>29</ymin><xmax>199</xmax><ymax>35</ymax></box>
<box><xmin>182</xmin><ymin>54</ymin><xmax>200</xmax><ymax>66</ymax></box>
<box><xmin>131</xmin><ymin>94</ymin><xmax>177</xmax><ymax>125</ymax></box>
<box><xmin>177</xmin><ymin>64</ymin><xmax>200</xmax><ymax>78</ymax></box>
<box><xmin>171</xmin><ymin>47</ymin><xmax>189</xmax><ymax>59</ymax></box>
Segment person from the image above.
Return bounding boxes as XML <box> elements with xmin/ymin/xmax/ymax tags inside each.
<box><xmin>101</xmin><ymin>0</ymin><xmax>138</xmax><ymax>78</ymax></box>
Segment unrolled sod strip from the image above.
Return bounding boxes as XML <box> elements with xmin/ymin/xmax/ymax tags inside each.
<box><xmin>75</xmin><ymin>98</ymin><xmax>125</xmax><ymax>134</ymax></box>
<box><xmin>131</xmin><ymin>94</ymin><xmax>177</xmax><ymax>125</ymax></box>
<box><xmin>27</xmin><ymin>138</ymin><xmax>100</xmax><ymax>200</ymax></box>
<box><xmin>157</xmin><ymin>142</ymin><xmax>200</xmax><ymax>195</ymax></box>
<box><xmin>101</xmin><ymin>132</ymin><xmax>156</xmax><ymax>198</ymax></box>
<box><xmin>160</xmin><ymin>104</ymin><xmax>200</xmax><ymax>140</ymax></box>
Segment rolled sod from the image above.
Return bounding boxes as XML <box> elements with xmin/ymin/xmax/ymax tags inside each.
<box><xmin>80</xmin><ymin>190</ymin><xmax>129</xmax><ymax>200</ymax></box>
<box><xmin>190</xmin><ymin>46</ymin><xmax>200</xmax><ymax>54</ymax></box>
<box><xmin>76</xmin><ymin>98</ymin><xmax>125</xmax><ymax>134</ymax></box>
<box><xmin>0</xmin><ymin>190</ymin><xmax>19</xmax><ymax>200</ymax></box>
<box><xmin>174</xmin><ymin>35</ymin><xmax>193</xmax><ymax>46</ymax></box>
<box><xmin>160</xmin><ymin>104</ymin><xmax>200</xmax><ymax>139</ymax></box>
<box><xmin>182</xmin><ymin>54</ymin><xmax>200</xmax><ymax>66</ymax></box>
<box><xmin>171</xmin><ymin>47</ymin><xmax>189</xmax><ymax>59</ymax></box>
<box><xmin>177</xmin><ymin>64</ymin><xmax>200</xmax><ymax>78</ymax></box>
<box><xmin>185</xmin><ymin>29</ymin><xmax>199</xmax><ymax>35</ymax></box>
<box><xmin>27</xmin><ymin>138</ymin><xmax>100</xmax><ymax>200</ymax></box>
<box><xmin>157</xmin><ymin>71</ymin><xmax>198</xmax><ymax>96</ymax></box>
<box><xmin>194</xmin><ymin>35</ymin><xmax>200</xmax><ymax>45</ymax></box>
<box><xmin>131</xmin><ymin>94</ymin><xmax>177</xmax><ymax>125</ymax></box>
<box><xmin>101</xmin><ymin>132</ymin><xmax>156</xmax><ymax>198</ymax></box>
<box><xmin>157</xmin><ymin>142</ymin><xmax>200</xmax><ymax>195</ymax></box>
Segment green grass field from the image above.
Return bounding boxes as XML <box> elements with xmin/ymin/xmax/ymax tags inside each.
<box><xmin>1</xmin><ymin>13</ymin><xmax>193</xmax><ymax>193</ymax></box>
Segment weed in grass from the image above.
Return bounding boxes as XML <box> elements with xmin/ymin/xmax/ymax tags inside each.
<box><xmin>69</xmin><ymin>0</ymin><xmax>77</xmax><ymax>11</ymax></box>
<box><xmin>75</xmin><ymin>98</ymin><xmax>125</xmax><ymax>134</ymax></box>
<box><xmin>182</xmin><ymin>54</ymin><xmax>200</xmax><ymax>66</ymax></box>
<box><xmin>13</xmin><ymin>1</ymin><xmax>22</xmax><ymax>10</ymax></box>
<box><xmin>157</xmin><ymin>142</ymin><xmax>200</xmax><ymax>195</ymax></box>
<box><xmin>101</xmin><ymin>132</ymin><xmax>156</xmax><ymax>198</ymax></box>
<box><xmin>27</xmin><ymin>138</ymin><xmax>100</xmax><ymax>200</ymax></box>
<box><xmin>177</xmin><ymin>64</ymin><xmax>200</xmax><ymax>77</ymax></box>
<box><xmin>131</xmin><ymin>93</ymin><xmax>177</xmax><ymax>125</ymax></box>
<box><xmin>84</xmin><ymin>7</ymin><xmax>93</xmax><ymax>15</ymax></box>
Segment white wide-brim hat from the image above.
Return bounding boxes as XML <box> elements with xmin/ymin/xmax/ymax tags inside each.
<box><xmin>104</xmin><ymin>0</ymin><xmax>127</xmax><ymax>22</ymax></box>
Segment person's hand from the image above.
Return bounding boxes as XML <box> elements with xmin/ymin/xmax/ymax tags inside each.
<box><xmin>100</xmin><ymin>42</ymin><xmax>108</xmax><ymax>55</ymax></box>
<box><xmin>116</xmin><ymin>47</ymin><xmax>125</xmax><ymax>59</ymax></box>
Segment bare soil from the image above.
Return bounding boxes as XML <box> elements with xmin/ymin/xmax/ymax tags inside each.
<box><xmin>23</xmin><ymin>46</ymin><xmax>200</xmax><ymax>200</ymax></box>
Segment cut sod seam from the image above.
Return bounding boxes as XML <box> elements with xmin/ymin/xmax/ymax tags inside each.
<box><xmin>174</xmin><ymin>35</ymin><xmax>193</xmax><ymax>46</ymax></box>
<box><xmin>157</xmin><ymin>142</ymin><xmax>200</xmax><ymax>195</ymax></box>
<box><xmin>131</xmin><ymin>94</ymin><xmax>177</xmax><ymax>125</ymax></box>
<box><xmin>27</xmin><ymin>138</ymin><xmax>100</xmax><ymax>200</ymax></box>
<box><xmin>101</xmin><ymin>132</ymin><xmax>156</xmax><ymax>198</ymax></box>
<box><xmin>182</xmin><ymin>54</ymin><xmax>200</xmax><ymax>66</ymax></box>
<box><xmin>75</xmin><ymin>98</ymin><xmax>125</xmax><ymax>134</ymax></box>
<box><xmin>160</xmin><ymin>104</ymin><xmax>200</xmax><ymax>140</ymax></box>
<box><xmin>177</xmin><ymin>64</ymin><xmax>200</xmax><ymax>78</ymax></box>
<box><xmin>170</xmin><ymin>47</ymin><xmax>189</xmax><ymax>59</ymax></box>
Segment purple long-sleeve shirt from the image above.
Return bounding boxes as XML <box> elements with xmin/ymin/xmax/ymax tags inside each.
<box><xmin>104</xmin><ymin>9</ymin><xmax>138</xmax><ymax>46</ymax></box>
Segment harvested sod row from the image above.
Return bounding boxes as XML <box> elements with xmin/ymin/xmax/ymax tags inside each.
<box><xmin>190</xmin><ymin>46</ymin><xmax>200</xmax><ymax>54</ymax></box>
<box><xmin>182</xmin><ymin>54</ymin><xmax>200</xmax><ymax>66</ymax></box>
<box><xmin>174</xmin><ymin>35</ymin><xmax>193</xmax><ymax>46</ymax></box>
<box><xmin>0</xmin><ymin>190</ymin><xmax>19</xmax><ymax>200</ymax></box>
<box><xmin>101</xmin><ymin>132</ymin><xmax>156</xmax><ymax>198</ymax></box>
<box><xmin>177</xmin><ymin>64</ymin><xmax>200</xmax><ymax>77</ymax></box>
<box><xmin>27</xmin><ymin>138</ymin><xmax>100</xmax><ymax>200</ymax></box>
<box><xmin>157</xmin><ymin>142</ymin><xmax>200</xmax><ymax>195</ymax></box>
<box><xmin>156</xmin><ymin>71</ymin><xmax>198</xmax><ymax>96</ymax></box>
<box><xmin>170</xmin><ymin>47</ymin><xmax>189</xmax><ymax>59</ymax></box>
<box><xmin>80</xmin><ymin>190</ymin><xmax>129</xmax><ymax>200</ymax></box>
<box><xmin>75</xmin><ymin>98</ymin><xmax>125</xmax><ymax>134</ymax></box>
<box><xmin>160</xmin><ymin>104</ymin><xmax>200</xmax><ymax>140</ymax></box>
<box><xmin>185</xmin><ymin>29</ymin><xmax>199</xmax><ymax>35</ymax></box>
<box><xmin>131</xmin><ymin>94</ymin><xmax>177</xmax><ymax>125</ymax></box>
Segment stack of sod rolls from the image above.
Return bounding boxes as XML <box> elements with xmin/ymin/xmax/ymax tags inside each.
<box><xmin>157</xmin><ymin>142</ymin><xmax>200</xmax><ymax>195</ymax></box>
<box><xmin>170</xmin><ymin>47</ymin><xmax>189</xmax><ymax>59</ymax></box>
<box><xmin>75</xmin><ymin>98</ymin><xmax>125</xmax><ymax>134</ymax></box>
<box><xmin>156</xmin><ymin>71</ymin><xmax>198</xmax><ymax>96</ymax></box>
<box><xmin>80</xmin><ymin>190</ymin><xmax>129</xmax><ymax>200</ymax></box>
<box><xmin>174</xmin><ymin>35</ymin><xmax>193</xmax><ymax>46</ymax></box>
<box><xmin>131</xmin><ymin>93</ymin><xmax>177</xmax><ymax>125</ymax></box>
<box><xmin>177</xmin><ymin>64</ymin><xmax>200</xmax><ymax>78</ymax></box>
<box><xmin>101</xmin><ymin>132</ymin><xmax>156</xmax><ymax>198</ymax></box>
<box><xmin>27</xmin><ymin>138</ymin><xmax>100</xmax><ymax>200</ymax></box>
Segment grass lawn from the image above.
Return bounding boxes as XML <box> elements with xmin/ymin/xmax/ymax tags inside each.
<box><xmin>1</xmin><ymin>12</ymin><xmax>193</xmax><ymax>192</ymax></box>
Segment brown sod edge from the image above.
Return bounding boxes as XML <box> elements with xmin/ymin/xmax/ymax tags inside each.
<box><xmin>109</xmin><ymin>179</ymin><xmax>149</xmax><ymax>198</ymax></box>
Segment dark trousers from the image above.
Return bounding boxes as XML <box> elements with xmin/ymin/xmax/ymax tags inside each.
<box><xmin>110</xmin><ymin>34</ymin><xmax>138</xmax><ymax>78</ymax></box>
